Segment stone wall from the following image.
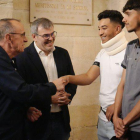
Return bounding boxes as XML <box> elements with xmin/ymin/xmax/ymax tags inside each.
<box><xmin>0</xmin><ymin>0</ymin><xmax>137</xmax><ymax>139</ymax></box>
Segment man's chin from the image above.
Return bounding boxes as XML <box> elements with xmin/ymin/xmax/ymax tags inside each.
<box><xmin>46</xmin><ymin>46</ymin><xmax>54</xmax><ymax>51</ymax></box>
<box><xmin>127</xmin><ymin>29</ymin><xmax>135</xmax><ymax>33</ymax></box>
<box><xmin>101</xmin><ymin>40</ymin><xmax>107</xmax><ymax>44</ymax></box>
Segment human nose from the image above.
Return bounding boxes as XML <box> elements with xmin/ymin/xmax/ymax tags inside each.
<box><xmin>24</xmin><ymin>36</ymin><xmax>28</xmax><ymax>42</ymax></box>
<box><xmin>48</xmin><ymin>35</ymin><xmax>53</xmax><ymax>40</ymax></box>
<box><xmin>122</xmin><ymin>17</ymin><xmax>126</xmax><ymax>23</ymax></box>
<box><xmin>99</xmin><ymin>29</ymin><xmax>103</xmax><ymax>36</ymax></box>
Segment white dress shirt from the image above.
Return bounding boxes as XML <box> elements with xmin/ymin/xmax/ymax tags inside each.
<box><xmin>34</xmin><ymin>42</ymin><xmax>61</xmax><ymax>112</ymax></box>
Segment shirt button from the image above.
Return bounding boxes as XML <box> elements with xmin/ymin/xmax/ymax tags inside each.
<box><xmin>137</xmin><ymin>52</ymin><xmax>139</xmax><ymax>54</ymax></box>
<box><xmin>135</xmin><ymin>58</ymin><xmax>137</xmax><ymax>60</ymax></box>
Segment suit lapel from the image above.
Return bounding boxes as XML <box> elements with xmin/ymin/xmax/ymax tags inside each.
<box><xmin>53</xmin><ymin>47</ymin><xmax>63</xmax><ymax>78</ymax></box>
<box><xmin>27</xmin><ymin>42</ymin><xmax>48</xmax><ymax>82</ymax></box>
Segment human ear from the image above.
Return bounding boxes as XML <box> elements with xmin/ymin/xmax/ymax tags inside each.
<box><xmin>32</xmin><ymin>34</ymin><xmax>39</xmax><ymax>42</ymax></box>
<box><xmin>116</xmin><ymin>25</ymin><xmax>122</xmax><ymax>34</ymax></box>
<box><xmin>5</xmin><ymin>34</ymin><xmax>10</xmax><ymax>40</ymax></box>
<box><xmin>32</xmin><ymin>34</ymin><xmax>37</xmax><ymax>40</ymax></box>
<box><xmin>5</xmin><ymin>34</ymin><xmax>12</xmax><ymax>43</ymax></box>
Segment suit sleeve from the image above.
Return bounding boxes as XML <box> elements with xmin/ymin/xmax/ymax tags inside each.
<box><xmin>0</xmin><ymin>51</ymin><xmax>56</xmax><ymax>106</ymax></box>
<box><xmin>64</xmin><ymin>50</ymin><xmax>77</xmax><ymax>100</ymax></box>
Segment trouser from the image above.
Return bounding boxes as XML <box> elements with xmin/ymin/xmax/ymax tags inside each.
<box><xmin>128</xmin><ymin>131</ymin><xmax>140</xmax><ymax>140</ymax></box>
<box><xmin>110</xmin><ymin>136</ymin><xmax>119</xmax><ymax>140</ymax></box>
<box><xmin>97</xmin><ymin>117</ymin><xmax>118</xmax><ymax>140</ymax></box>
<box><xmin>44</xmin><ymin>112</ymin><xmax>70</xmax><ymax>140</ymax></box>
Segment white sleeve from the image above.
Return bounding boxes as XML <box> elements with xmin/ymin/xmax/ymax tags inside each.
<box><xmin>93</xmin><ymin>50</ymin><xmax>103</xmax><ymax>67</ymax></box>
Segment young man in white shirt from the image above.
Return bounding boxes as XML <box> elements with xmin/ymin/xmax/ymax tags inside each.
<box><xmin>62</xmin><ymin>10</ymin><xmax>127</xmax><ymax>140</ymax></box>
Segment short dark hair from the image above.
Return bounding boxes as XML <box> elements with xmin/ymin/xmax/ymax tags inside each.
<box><xmin>98</xmin><ymin>10</ymin><xmax>125</xmax><ymax>29</ymax></box>
<box><xmin>31</xmin><ymin>18</ymin><xmax>54</xmax><ymax>35</ymax></box>
<box><xmin>123</xmin><ymin>0</ymin><xmax>140</xmax><ymax>13</ymax></box>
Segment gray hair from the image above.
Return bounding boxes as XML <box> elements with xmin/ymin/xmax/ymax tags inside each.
<box><xmin>31</xmin><ymin>18</ymin><xmax>54</xmax><ymax>34</ymax></box>
<box><xmin>0</xmin><ymin>18</ymin><xmax>20</xmax><ymax>41</ymax></box>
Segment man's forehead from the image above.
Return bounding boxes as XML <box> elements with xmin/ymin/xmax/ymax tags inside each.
<box><xmin>10</xmin><ymin>20</ymin><xmax>21</xmax><ymax>25</ymax></box>
<box><xmin>98</xmin><ymin>18</ymin><xmax>111</xmax><ymax>27</ymax></box>
<box><xmin>11</xmin><ymin>20</ymin><xmax>24</xmax><ymax>32</ymax></box>
<box><xmin>38</xmin><ymin>25</ymin><xmax>53</xmax><ymax>30</ymax></box>
<box><xmin>38</xmin><ymin>26</ymin><xmax>54</xmax><ymax>33</ymax></box>
<box><xmin>124</xmin><ymin>9</ymin><xmax>138</xmax><ymax>14</ymax></box>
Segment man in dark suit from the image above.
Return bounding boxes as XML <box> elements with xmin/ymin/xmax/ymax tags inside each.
<box><xmin>0</xmin><ymin>18</ymin><xmax>65</xmax><ymax>140</ymax></box>
<box><xmin>16</xmin><ymin>18</ymin><xmax>77</xmax><ymax>140</ymax></box>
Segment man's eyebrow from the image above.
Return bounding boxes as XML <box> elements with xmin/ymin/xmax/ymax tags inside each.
<box><xmin>98</xmin><ymin>25</ymin><xmax>108</xmax><ymax>28</ymax></box>
<box><xmin>124</xmin><ymin>11</ymin><xmax>131</xmax><ymax>15</ymax></box>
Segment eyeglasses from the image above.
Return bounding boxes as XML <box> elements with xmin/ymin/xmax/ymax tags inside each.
<box><xmin>9</xmin><ymin>32</ymin><xmax>26</xmax><ymax>37</ymax></box>
<box><xmin>36</xmin><ymin>31</ymin><xmax>57</xmax><ymax>39</ymax></box>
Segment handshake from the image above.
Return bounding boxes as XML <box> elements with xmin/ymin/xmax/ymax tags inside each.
<box><xmin>52</xmin><ymin>75</ymin><xmax>70</xmax><ymax>91</ymax></box>
<box><xmin>27</xmin><ymin>76</ymin><xmax>70</xmax><ymax>122</ymax></box>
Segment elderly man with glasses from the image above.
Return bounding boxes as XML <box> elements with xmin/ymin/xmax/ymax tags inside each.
<box><xmin>15</xmin><ymin>18</ymin><xmax>77</xmax><ymax>140</ymax></box>
<box><xmin>0</xmin><ymin>18</ymin><xmax>66</xmax><ymax>140</ymax></box>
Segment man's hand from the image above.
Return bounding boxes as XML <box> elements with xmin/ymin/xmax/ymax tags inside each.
<box><xmin>61</xmin><ymin>76</ymin><xmax>69</xmax><ymax>85</ymax></box>
<box><xmin>27</xmin><ymin>107</ymin><xmax>42</xmax><ymax>122</ymax></box>
<box><xmin>51</xmin><ymin>91</ymin><xmax>71</xmax><ymax>105</ymax></box>
<box><xmin>58</xmin><ymin>91</ymin><xmax>71</xmax><ymax>106</ymax></box>
<box><xmin>106</xmin><ymin>104</ymin><xmax>114</xmax><ymax>121</ymax></box>
<box><xmin>53</xmin><ymin>78</ymin><xmax>66</xmax><ymax>91</ymax></box>
<box><xmin>51</xmin><ymin>91</ymin><xmax>63</xmax><ymax>104</ymax></box>
<box><xmin>113</xmin><ymin>116</ymin><xmax>126</xmax><ymax>138</ymax></box>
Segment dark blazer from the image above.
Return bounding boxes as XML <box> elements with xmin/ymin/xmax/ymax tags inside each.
<box><xmin>16</xmin><ymin>42</ymin><xmax>77</xmax><ymax>140</ymax></box>
<box><xmin>0</xmin><ymin>46</ymin><xmax>57</xmax><ymax>140</ymax></box>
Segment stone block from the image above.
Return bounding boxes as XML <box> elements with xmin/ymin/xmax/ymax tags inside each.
<box><xmin>24</xmin><ymin>24</ymin><xmax>32</xmax><ymax>37</ymax></box>
<box><xmin>25</xmin><ymin>36</ymin><xmax>33</xmax><ymax>48</ymax></box>
<box><xmin>69</xmin><ymin>131</ymin><xmax>74</xmax><ymax>140</ymax></box>
<box><xmin>73</xmin><ymin>37</ymin><xmax>97</xmax><ymax>61</ymax></box>
<box><xmin>55</xmin><ymin>25</ymin><xmax>95</xmax><ymax>37</ymax></box>
<box><xmin>95</xmin><ymin>37</ymin><xmax>102</xmax><ymax>54</ymax></box>
<box><xmin>69</xmin><ymin>105</ymin><xmax>100</xmax><ymax>127</ymax></box>
<box><xmin>0</xmin><ymin>0</ymin><xmax>12</xmax><ymax>3</ymax></box>
<box><xmin>0</xmin><ymin>6</ymin><xmax>13</xmax><ymax>18</ymax></box>
<box><xmin>55</xmin><ymin>37</ymin><xmax>74</xmax><ymax>59</ymax></box>
<box><xmin>72</xmin><ymin>59</ymin><xmax>94</xmax><ymax>74</ymax></box>
<box><xmin>70</xmin><ymin>81</ymin><xmax>100</xmax><ymax>106</ymax></box>
<box><xmin>12</xmin><ymin>10</ymin><xmax>31</xmax><ymax>37</ymax></box>
<box><xmin>107</xmin><ymin>0</ymin><xmax>127</xmax><ymax>11</ymax></box>
<box><xmin>13</xmin><ymin>0</ymin><xmax>29</xmax><ymax>10</ymax></box>
<box><xmin>12</xmin><ymin>10</ymin><xmax>30</xmax><ymax>25</ymax></box>
<box><xmin>92</xmin><ymin>13</ymin><xmax>100</xmax><ymax>37</ymax></box>
<box><xmin>93</xmin><ymin>0</ymin><xmax>108</xmax><ymax>14</ymax></box>
<box><xmin>70</xmin><ymin>126</ymin><xmax>98</xmax><ymax>140</ymax></box>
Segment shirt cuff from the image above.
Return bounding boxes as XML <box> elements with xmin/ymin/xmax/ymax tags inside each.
<box><xmin>121</xmin><ymin>63</ymin><xmax>126</xmax><ymax>69</ymax></box>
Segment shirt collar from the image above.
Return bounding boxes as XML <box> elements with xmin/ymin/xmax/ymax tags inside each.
<box><xmin>34</xmin><ymin>42</ymin><xmax>55</xmax><ymax>55</ymax></box>
<box><xmin>135</xmin><ymin>39</ymin><xmax>140</xmax><ymax>48</ymax></box>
